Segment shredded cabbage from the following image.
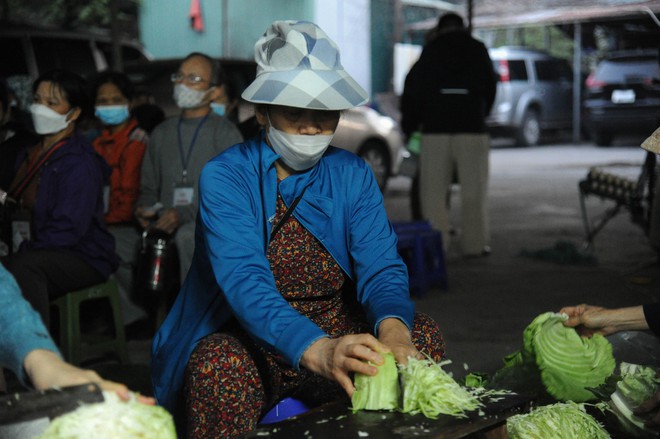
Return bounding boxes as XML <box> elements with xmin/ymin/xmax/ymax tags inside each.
<box><xmin>609</xmin><ymin>362</ymin><xmax>660</xmax><ymax>437</ymax></box>
<box><xmin>38</xmin><ymin>392</ymin><xmax>176</xmax><ymax>439</ymax></box>
<box><xmin>507</xmin><ymin>401</ymin><xmax>610</xmax><ymax>439</ymax></box>
<box><xmin>617</xmin><ymin>362</ymin><xmax>659</xmax><ymax>406</ymax></box>
<box><xmin>351</xmin><ymin>352</ymin><xmax>400</xmax><ymax>411</ymax></box>
<box><xmin>522</xmin><ymin>312</ymin><xmax>616</xmax><ymax>402</ymax></box>
<box><xmin>399</xmin><ymin>357</ymin><xmax>482</xmax><ymax>419</ymax></box>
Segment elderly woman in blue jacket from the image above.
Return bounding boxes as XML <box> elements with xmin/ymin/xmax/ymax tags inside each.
<box><xmin>4</xmin><ymin>69</ymin><xmax>118</xmax><ymax>330</ymax></box>
<box><xmin>151</xmin><ymin>21</ymin><xmax>445</xmax><ymax>438</ymax></box>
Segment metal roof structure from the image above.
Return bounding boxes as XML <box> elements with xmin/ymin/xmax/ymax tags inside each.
<box><xmin>404</xmin><ymin>0</ymin><xmax>660</xmax><ymax>30</ymax></box>
<box><xmin>474</xmin><ymin>0</ymin><xmax>660</xmax><ymax>28</ymax></box>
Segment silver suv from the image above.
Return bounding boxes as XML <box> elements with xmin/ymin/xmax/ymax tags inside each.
<box><xmin>487</xmin><ymin>46</ymin><xmax>574</xmax><ymax>146</ymax></box>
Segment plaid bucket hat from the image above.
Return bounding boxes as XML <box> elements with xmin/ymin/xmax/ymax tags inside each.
<box><xmin>241</xmin><ymin>20</ymin><xmax>369</xmax><ymax>110</ymax></box>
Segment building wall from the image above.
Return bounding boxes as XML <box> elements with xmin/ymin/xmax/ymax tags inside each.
<box><xmin>139</xmin><ymin>0</ymin><xmax>314</xmax><ymax>59</ymax></box>
<box><xmin>370</xmin><ymin>0</ymin><xmax>397</xmax><ymax>96</ymax></box>
<box><xmin>139</xmin><ymin>0</ymin><xmax>391</xmax><ymax>98</ymax></box>
<box><xmin>314</xmin><ymin>0</ymin><xmax>371</xmax><ymax>100</ymax></box>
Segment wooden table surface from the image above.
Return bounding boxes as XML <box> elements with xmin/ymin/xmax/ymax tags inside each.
<box><xmin>245</xmin><ymin>393</ymin><xmax>533</xmax><ymax>438</ymax></box>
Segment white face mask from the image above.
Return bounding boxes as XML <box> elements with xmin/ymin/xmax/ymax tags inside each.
<box><xmin>267</xmin><ymin>115</ymin><xmax>334</xmax><ymax>171</ymax></box>
<box><xmin>30</xmin><ymin>103</ymin><xmax>72</xmax><ymax>135</ymax></box>
<box><xmin>173</xmin><ymin>83</ymin><xmax>208</xmax><ymax>109</ymax></box>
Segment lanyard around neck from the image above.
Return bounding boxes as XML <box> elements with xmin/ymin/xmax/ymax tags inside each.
<box><xmin>177</xmin><ymin>114</ymin><xmax>209</xmax><ymax>184</ymax></box>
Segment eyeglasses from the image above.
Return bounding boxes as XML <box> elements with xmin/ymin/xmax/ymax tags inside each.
<box><xmin>171</xmin><ymin>72</ymin><xmax>208</xmax><ymax>85</ymax></box>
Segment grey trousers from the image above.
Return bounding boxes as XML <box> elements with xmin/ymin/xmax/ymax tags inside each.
<box><xmin>419</xmin><ymin>133</ymin><xmax>491</xmax><ymax>256</ymax></box>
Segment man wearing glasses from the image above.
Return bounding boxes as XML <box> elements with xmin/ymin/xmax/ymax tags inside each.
<box><xmin>135</xmin><ymin>52</ymin><xmax>243</xmax><ymax>290</ymax></box>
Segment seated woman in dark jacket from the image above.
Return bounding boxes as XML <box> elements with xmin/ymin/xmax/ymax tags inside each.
<box><xmin>3</xmin><ymin>69</ymin><xmax>119</xmax><ymax>330</ymax></box>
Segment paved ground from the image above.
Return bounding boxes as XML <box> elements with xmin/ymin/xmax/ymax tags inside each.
<box><xmin>19</xmin><ymin>138</ymin><xmax>657</xmax><ymax>400</ymax></box>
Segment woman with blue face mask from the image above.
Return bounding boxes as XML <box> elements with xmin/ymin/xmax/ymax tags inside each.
<box><xmin>91</xmin><ymin>71</ymin><xmax>150</xmax><ymax>327</ymax></box>
<box><xmin>151</xmin><ymin>21</ymin><xmax>447</xmax><ymax>438</ymax></box>
<box><xmin>4</xmin><ymin>69</ymin><xmax>119</xmax><ymax>333</ymax></box>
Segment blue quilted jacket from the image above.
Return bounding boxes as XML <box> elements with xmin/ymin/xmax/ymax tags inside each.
<box><xmin>151</xmin><ymin>134</ymin><xmax>413</xmax><ymax>427</ymax></box>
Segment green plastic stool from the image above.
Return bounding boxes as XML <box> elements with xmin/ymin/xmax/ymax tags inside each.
<box><xmin>51</xmin><ymin>279</ymin><xmax>129</xmax><ymax>366</ymax></box>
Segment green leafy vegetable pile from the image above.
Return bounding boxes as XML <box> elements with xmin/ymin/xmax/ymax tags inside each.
<box><xmin>399</xmin><ymin>357</ymin><xmax>482</xmax><ymax>419</ymax></box>
<box><xmin>507</xmin><ymin>401</ymin><xmax>610</xmax><ymax>439</ymax></box>
<box><xmin>351</xmin><ymin>353</ymin><xmax>483</xmax><ymax>419</ymax></box>
<box><xmin>38</xmin><ymin>392</ymin><xmax>176</xmax><ymax>439</ymax></box>
<box><xmin>608</xmin><ymin>362</ymin><xmax>660</xmax><ymax>437</ymax></box>
<box><xmin>491</xmin><ymin>312</ymin><xmax>616</xmax><ymax>403</ymax></box>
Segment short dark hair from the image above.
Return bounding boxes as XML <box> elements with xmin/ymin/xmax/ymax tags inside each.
<box><xmin>182</xmin><ymin>52</ymin><xmax>224</xmax><ymax>86</ymax></box>
<box><xmin>33</xmin><ymin>69</ymin><xmax>90</xmax><ymax>118</ymax></box>
<box><xmin>436</xmin><ymin>13</ymin><xmax>465</xmax><ymax>32</ymax></box>
<box><xmin>92</xmin><ymin>70</ymin><xmax>136</xmax><ymax>102</ymax></box>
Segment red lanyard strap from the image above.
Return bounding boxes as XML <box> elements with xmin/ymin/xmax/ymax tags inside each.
<box><xmin>9</xmin><ymin>139</ymin><xmax>68</xmax><ymax>199</ymax></box>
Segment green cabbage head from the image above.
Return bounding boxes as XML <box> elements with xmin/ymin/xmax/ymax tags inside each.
<box><xmin>38</xmin><ymin>392</ymin><xmax>176</xmax><ymax>439</ymax></box>
<box><xmin>523</xmin><ymin>312</ymin><xmax>616</xmax><ymax>402</ymax></box>
<box><xmin>508</xmin><ymin>401</ymin><xmax>610</xmax><ymax>438</ymax></box>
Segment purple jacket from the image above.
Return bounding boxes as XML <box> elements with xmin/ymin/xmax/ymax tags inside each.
<box><xmin>17</xmin><ymin>131</ymin><xmax>119</xmax><ymax>278</ymax></box>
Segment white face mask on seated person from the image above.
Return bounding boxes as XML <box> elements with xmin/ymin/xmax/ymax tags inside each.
<box><xmin>266</xmin><ymin>110</ymin><xmax>336</xmax><ymax>171</ymax></box>
<box><xmin>30</xmin><ymin>103</ymin><xmax>72</xmax><ymax>135</ymax></box>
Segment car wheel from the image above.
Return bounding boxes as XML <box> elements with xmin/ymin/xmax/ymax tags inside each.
<box><xmin>593</xmin><ymin>130</ymin><xmax>613</xmax><ymax>147</ymax></box>
<box><xmin>359</xmin><ymin>140</ymin><xmax>391</xmax><ymax>191</ymax></box>
<box><xmin>516</xmin><ymin>109</ymin><xmax>541</xmax><ymax>147</ymax></box>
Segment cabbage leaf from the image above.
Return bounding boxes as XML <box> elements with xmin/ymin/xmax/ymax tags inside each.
<box><xmin>399</xmin><ymin>357</ymin><xmax>482</xmax><ymax>419</ymax></box>
<box><xmin>351</xmin><ymin>351</ymin><xmax>400</xmax><ymax>411</ymax></box>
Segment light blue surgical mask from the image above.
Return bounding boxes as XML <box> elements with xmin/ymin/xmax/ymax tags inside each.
<box><xmin>210</xmin><ymin>102</ymin><xmax>226</xmax><ymax>117</ymax></box>
<box><xmin>95</xmin><ymin>105</ymin><xmax>130</xmax><ymax>126</ymax></box>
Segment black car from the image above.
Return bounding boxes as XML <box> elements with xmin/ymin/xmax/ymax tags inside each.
<box><xmin>583</xmin><ymin>49</ymin><xmax>660</xmax><ymax>146</ymax></box>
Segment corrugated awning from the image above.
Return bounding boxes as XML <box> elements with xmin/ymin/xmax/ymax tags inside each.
<box><xmin>475</xmin><ymin>0</ymin><xmax>660</xmax><ymax>28</ymax></box>
<box><xmin>404</xmin><ymin>0</ymin><xmax>660</xmax><ymax>30</ymax></box>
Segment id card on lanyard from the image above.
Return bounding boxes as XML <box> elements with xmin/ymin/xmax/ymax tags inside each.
<box><xmin>175</xmin><ymin>114</ymin><xmax>208</xmax><ymax>207</ymax></box>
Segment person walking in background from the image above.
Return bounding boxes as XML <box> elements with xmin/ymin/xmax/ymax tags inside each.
<box><xmin>3</xmin><ymin>69</ymin><xmax>118</xmax><ymax>330</ymax></box>
<box><xmin>92</xmin><ymin>71</ymin><xmax>150</xmax><ymax>327</ymax></box>
<box><xmin>134</xmin><ymin>52</ymin><xmax>242</xmax><ymax>284</ymax></box>
<box><xmin>400</xmin><ymin>12</ymin><xmax>497</xmax><ymax>257</ymax></box>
